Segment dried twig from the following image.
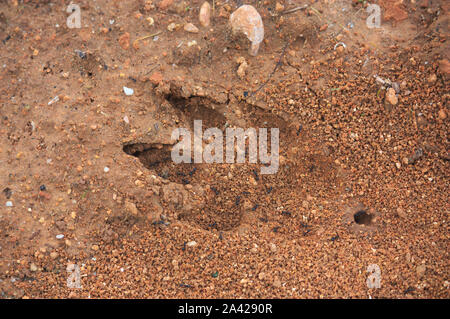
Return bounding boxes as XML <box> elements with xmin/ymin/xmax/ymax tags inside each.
<box><xmin>269</xmin><ymin>4</ymin><xmax>308</xmax><ymax>17</ymax></box>
<box><xmin>249</xmin><ymin>42</ymin><xmax>289</xmax><ymax>98</ymax></box>
<box><xmin>281</xmin><ymin>5</ymin><xmax>309</xmax><ymax>15</ymax></box>
<box><xmin>134</xmin><ymin>31</ymin><xmax>162</xmax><ymax>43</ymax></box>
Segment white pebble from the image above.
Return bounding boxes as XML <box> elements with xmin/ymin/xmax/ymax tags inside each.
<box><xmin>186</xmin><ymin>241</ymin><xmax>197</xmax><ymax>247</ymax></box>
<box><xmin>123</xmin><ymin>116</ymin><xmax>129</xmax><ymax>124</ymax></box>
<box><xmin>123</xmin><ymin>86</ymin><xmax>134</xmax><ymax>96</ymax></box>
<box><xmin>56</xmin><ymin>234</ymin><xmax>64</xmax><ymax>239</ymax></box>
<box><xmin>48</xmin><ymin>96</ymin><xmax>59</xmax><ymax>105</ymax></box>
<box><xmin>187</xmin><ymin>40</ymin><xmax>197</xmax><ymax>47</ymax></box>
<box><xmin>6</xmin><ymin>201</ymin><xmax>13</xmax><ymax>207</ymax></box>
<box><xmin>104</xmin><ymin>166</ymin><xmax>110</xmax><ymax>173</ymax></box>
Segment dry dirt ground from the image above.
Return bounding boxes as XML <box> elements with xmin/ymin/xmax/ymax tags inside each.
<box><xmin>0</xmin><ymin>0</ymin><xmax>448</xmax><ymax>298</ymax></box>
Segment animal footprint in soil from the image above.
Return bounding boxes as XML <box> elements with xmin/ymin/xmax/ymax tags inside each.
<box><xmin>230</xmin><ymin>5</ymin><xmax>264</xmax><ymax>56</ymax></box>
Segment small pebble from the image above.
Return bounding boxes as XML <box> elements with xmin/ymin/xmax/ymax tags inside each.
<box><xmin>167</xmin><ymin>22</ymin><xmax>177</xmax><ymax>32</ymax></box>
<box><xmin>275</xmin><ymin>2</ymin><xmax>284</xmax><ymax>12</ymax></box>
<box><xmin>416</xmin><ymin>264</ymin><xmax>426</xmax><ymax>278</ymax></box>
<box><xmin>386</xmin><ymin>87</ymin><xmax>398</xmax><ymax>105</ymax></box>
<box><xmin>30</xmin><ymin>263</ymin><xmax>38</xmax><ymax>272</ymax></box>
<box><xmin>187</xmin><ymin>40</ymin><xmax>197</xmax><ymax>47</ymax></box>
<box><xmin>199</xmin><ymin>2</ymin><xmax>211</xmax><ymax>27</ymax></box>
<box><xmin>186</xmin><ymin>241</ymin><xmax>197</xmax><ymax>247</ymax></box>
<box><xmin>273</xmin><ymin>278</ymin><xmax>282</xmax><ymax>288</ymax></box>
<box><xmin>427</xmin><ymin>73</ymin><xmax>437</xmax><ymax>83</ymax></box>
<box><xmin>123</xmin><ymin>87</ymin><xmax>134</xmax><ymax>96</ymax></box>
<box><xmin>396</xmin><ymin>207</ymin><xmax>407</xmax><ymax>218</ymax></box>
<box><xmin>269</xmin><ymin>243</ymin><xmax>277</xmax><ymax>253</ymax></box>
<box><xmin>184</xmin><ymin>23</ymin><xmax>199</xmax><ymax>33</ymax></box>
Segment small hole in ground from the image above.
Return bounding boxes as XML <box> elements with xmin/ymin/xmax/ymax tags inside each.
<box><xmin>353</xmin><ymin>210</ymin><xmax>373</xmax><ymax>225</ymax></box>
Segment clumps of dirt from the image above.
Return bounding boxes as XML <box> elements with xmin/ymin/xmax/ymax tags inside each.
<box><xmin>379</xmin><ymin>0</ymin><xmax>409</xmax><ymax>23</ymax></box>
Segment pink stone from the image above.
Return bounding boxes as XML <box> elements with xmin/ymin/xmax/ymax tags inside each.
<box><xmin>199</xmin><ymin>2</ymin><xmax>211</xmax><ymax>27</ymax></box>
<box><xmin>229</xmin><ymin>5</ymin><xmax>264</xmax><ymax>56</ymax></box>
<box><xmin>184</xmin><ymin>23</ymin><xmax>199</xmax><ymax>33</ymax></box>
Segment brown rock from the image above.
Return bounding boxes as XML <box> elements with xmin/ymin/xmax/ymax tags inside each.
<box><xmin>336</xmin><ymin>45</ymin><xmax>345</xmax><ymax>54</ymax></box>
<box><xmin>427</xmin><ymin>73</ymin><xmax>437</xmax><ymax>83</ymax></box>
<box><xmin>438</xmin><ymin>109</ymin><xmax>447</xmax><ymax>120</ymax></box>
<box><xmin>273</xmin><ymin>277</ymin><xmax>282</xmax><ymax>288</ymax></box>
<box><xmin>275</xmin><ymin>2</ymin><xmax>284</xmax><ymax>12</ymax></box>
<box><xmin>381</xmin><ymin>0</ymin><xmax>408</xmax><ymax>22</ymax></box>
<box><xmin>149</xmin><ymin>71</ymin><xmax>163</xmax><ymax>85</ymax></box>
<box><xmin>416</xmin><ymin>264</ymin><xmax>426</xmax><ymax>278</ymax></box>
<box><xmin>158</xmin><ymin>0</ymin><xmax>174</xmax><ymax>10</ymax></box>
<box><xmin>438</xmin><ymin>59</ymin><xmax>450</xmax><ymax>75</ymax></box>
<box><xmin>119</xmin><ymin>32</ymin><xmax>130</xmax><ymax>50</ymax></box>
<box><xmin>171</xmin><ymin>1</ymin><xmax>187</xmax><ymax>14</ymax></box>
<box><xmin>236</xmin><ymin>57</ymin><xmax>248</xmax><ymax>79</ymax></box>
<box><xmin>385</xmin><ymin>87</ymin><xmax>398</xmax><ymax>105</ymax></box>
<box><xmin>38</xmin><ymin>190</ymin><xmax>51</xmax><ymax>200</ymax></box>
<box><xmin>396</xmin><ymin>207</ymin><xmax>406</xmax><ymax>218</ymax></box>
<box><xmin>320</xmin><ymin>24</ymin><xmax>328</xmax><ymax>32</ymax></box>
<box><xmin>125</xmin><ymin>200</ymin><xmax>139</xmax><ymax>215</ymax></box>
